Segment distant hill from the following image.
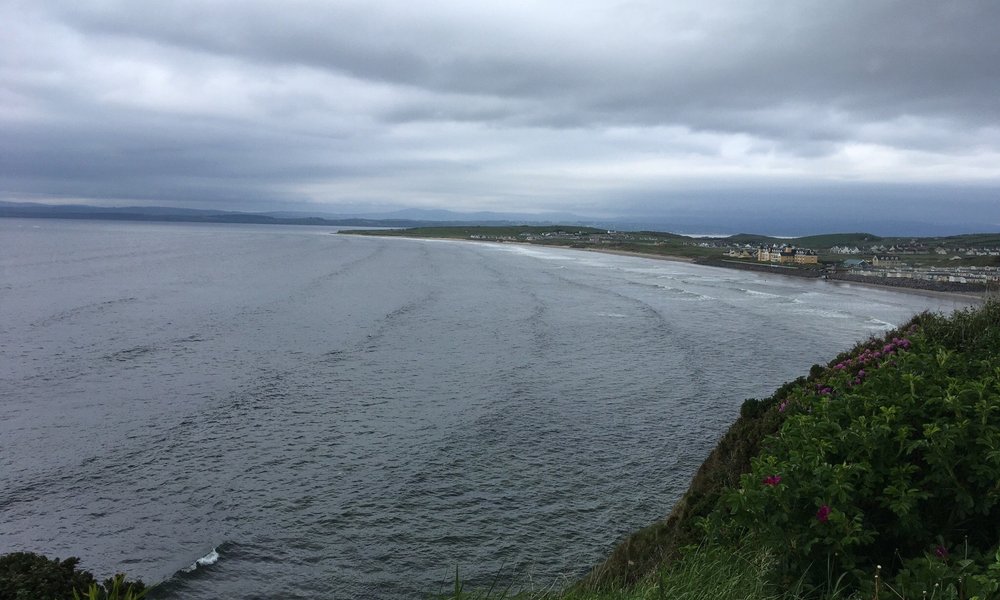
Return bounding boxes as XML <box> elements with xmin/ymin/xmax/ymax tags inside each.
<box><xmin>724</xmin><ymin>233</ymin><xmax>785</xmax><ymax>245</ymax></box>
<box><xmin>0</xmin><ymin>201</ymin><xmax>483</xmax><ymax>229</ymax></box>
<box><xmin>787</xmin><ymin>232</ymin><xmax>883</xmax><ymax>247</ymax></box>
<box><xmin>3</xmin><ymin>202</ymin><xmax>998</xmax><ymax>249</ymax></box>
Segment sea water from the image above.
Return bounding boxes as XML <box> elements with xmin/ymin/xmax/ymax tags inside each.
<box><xmin>0</xmin><ymin>219</ymin><xmax>974</xmax><ymax>598</ymax></box>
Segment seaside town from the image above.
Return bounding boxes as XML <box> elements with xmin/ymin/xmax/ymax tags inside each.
<box><xmin>458</xmin><ymin>228</ymin><xmax>1000</xmax><ymax>290</ymax></box>
<box><xmin>733</xmin><ymin>242</ymin><xmax>1000</xmax><ymax>287</ymax></box>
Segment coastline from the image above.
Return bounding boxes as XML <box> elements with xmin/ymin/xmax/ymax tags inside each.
<box><xmin>818</xmin><ymin>274</ymin><xmax>986</xmax><ymax>303</ymax></box>
<box><xmin>348</xmin><ymin>233</ymin><xmax>987</xmax><ymax>304</ymax></box>
<box><xmin>577</xmin><ymin>245</ymin><xmax>985</xmax><ymax>304</ymax></box>
<box><xmin>580</xmin><ymin>240</ymin><xmax>987</xmax><ymax>305</ymax></box>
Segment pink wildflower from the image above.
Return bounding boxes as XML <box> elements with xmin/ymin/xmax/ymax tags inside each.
<box><xmin>763</xmin><ymin>475</ymin><xmax>782</xmax><ymax>486</ymax></box>
<box><xmin>816</xmin><ymin>505</ymin><xmax>831</xmax><ymax>523</ymax></box>
<box><xmin>935</xmin><ymin>545</ymin><xmax>948</xmax><ymax>559</ymax></box>
<box><xmin>778</xmin><ymin>400</ymin><xmax>788</xmax><ymax>413</ymax></box>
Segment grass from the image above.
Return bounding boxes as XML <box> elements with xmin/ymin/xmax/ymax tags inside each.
<box><xmin>435</xmin><ymin>542</ymin><xmax>780</xmax><ymax>600</ymax></box>
<box><xmin>435</xmin><ymin>541</ymin><xmax>899</xmax><ymax>600</ymax></box>
<box><xmin>73</xmin><ymin>574</ymin><xmax>149</xmax><ymax>600</ymax></box>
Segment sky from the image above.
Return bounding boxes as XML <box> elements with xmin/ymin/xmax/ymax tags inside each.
<box><xmin>3</xmin><ymin>0</ymin><xmax>1000</xmax><ymax>234</ymax></box>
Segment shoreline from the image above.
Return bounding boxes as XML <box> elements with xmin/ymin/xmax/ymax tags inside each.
<box><xmin>576</xmin><ymin>245</ymin><xmax>985</xmax><ymax>304</ymax></box>
<box><xmin>817</xmin><ymin>274</ymin><xmax>986</xmax><ymax>303</ymax></box>
<box><xmin>577</xmin><ymin>246</ymin><xmax>696</xmax><ymax>263</ymax></box>
<box><xmin>348</xmin><ymin>233</ymin><xmax>987</xmax><ymax>304</ymax></box>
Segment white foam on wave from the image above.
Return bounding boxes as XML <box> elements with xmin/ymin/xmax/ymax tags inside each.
<box><xmin>490</xmin><ymin>245</ymin><xmax>576</xmax><ymax>261</ymax></box>
<box><xmin>865</xmin><ymin>316</ymin><xmax>895</xmax><ymax>330</ymax></box>
<box><xmin>596</xmin><ymin>312</ymin><xmax>628</xmax><ymax>318</ymax></box>
<box><xmin>791</xmin><ymin>307</ymin><xmax>850</xmax><ymax>320</ymax></box>
<box><xmin>741</xmin><ymin>288</ymin><xmax>784</xmax><ymax>299</ymax></box>
<box><xmin>649</xmin><ymin>283</ymin><xmax>715</xmax><ymax>301</ymax></box>
<box><xmin>182</xmin><ymin>548</ymin><xmax>220</xmax><ymax>573</ymax></box>
<box><xmin>676</xmin><ymin>292</ymin><xmax>716</xmax><ymax>301</ymax></box>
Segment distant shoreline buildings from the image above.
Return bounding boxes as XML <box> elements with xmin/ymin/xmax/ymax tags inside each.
<box><xmin>755</xmin><ymin>244</ymin><xmax>819</xmax><ymax>265</ymax></box>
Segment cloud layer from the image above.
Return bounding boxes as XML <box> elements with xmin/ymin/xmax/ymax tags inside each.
<box><xmin>3</xmin><ymin>0</ymin><xmax>1000</xmax><ymax>229</ymax></box>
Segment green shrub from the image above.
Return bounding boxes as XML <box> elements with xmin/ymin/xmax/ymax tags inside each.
<box><xmin>720</xmin><ymin>306</ymin><xmax>1000</xmax><ymax>589</ymax></box>
<box><xmin>0</xmin><ymin>552</ymin><xmax>145</xmax><ymax>600</ymax></box>
<box><xmin>885</xmin><ymin>544</ymin><xmax>1000</xmax><ymax>600</ymax></box>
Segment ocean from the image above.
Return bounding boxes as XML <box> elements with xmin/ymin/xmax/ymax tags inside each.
<box><xmin>0</xmin><ymin>219</ymin><xmax>975</xmax><ymax>598</ymax></box>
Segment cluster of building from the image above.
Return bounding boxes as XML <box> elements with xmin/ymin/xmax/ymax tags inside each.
<box><xmin>754</xmin><ymin>244</ymin><xmax>819</xmax><ymax>265</ymax></box>
<box><xmin>829</xmin><ymin>244</ymin><xmax>1000</xmax><ymax>257</ymax></box>
<box><xmin>830</xmin><ymin>243</ymin><xmax>931</xmax><ymax>255</ymax></box>
<box><xmin>844</xmin><ymin>263</ymin><xmax>1000</xmax><ymax>285</ymax></box>
<box><xmin>715</xmin><ymin>238</ymin><xmax>1000</xmax><ymax>289</ymax></box>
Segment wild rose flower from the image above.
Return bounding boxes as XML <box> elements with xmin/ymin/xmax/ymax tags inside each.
<box><xmin>816</xmin><ymin>505</ymin><xmax>831</xmax><ymax>523</ymax></box>
<box><xmin>778</xmin><ymin>400</ymin><xmax>788</xmax><ymax>413</ymax></box>
<box><xmin>763</xmin><ymin>475</ymin><xmax>782</xmax><ymax>486</ymax></box>
<box><xmin>934</xmin><ymin>545</ymin><xmax>948</xmax><ymax>559</ymax></box>
<box><xmin>857</xmin><ymin>369</ymin><xmax>866</xmax><ymax>378</ymax></box>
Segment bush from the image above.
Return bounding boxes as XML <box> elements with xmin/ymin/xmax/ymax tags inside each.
<box><xmin>720</xmin><ymin>306</ymin><xmax>1000</xmax><ymax>590</ymax></box>
<box><xmin>0</xmin><ymin>552</ymin><xmax>146</xmax><ymax>600</ymax></box>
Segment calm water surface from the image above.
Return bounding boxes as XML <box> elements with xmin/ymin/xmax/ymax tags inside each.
<box><xmin>0</xmin><ymin>219</ymin><xmax>975</xmax><ymax>598</ymax></box>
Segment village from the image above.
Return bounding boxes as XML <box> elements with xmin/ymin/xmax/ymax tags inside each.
<box><xmin>728</xmin><ymin>242</ymin><xmax>1000</xmax><ymax>286</ymax></box>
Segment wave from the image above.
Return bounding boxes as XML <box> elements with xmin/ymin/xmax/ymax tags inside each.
<box><xmin>865</xmin><ymin>316</ymin><xmax>896</xmax><ymax>330</ymax></box>
<box><xmin>182</xmin><ymin>547</ymin><xmax>220</xmax><ymax>573</ymax></box>
<box><xmin>739</xmin><ymin>288</ymin><xmax>784</xmax><ymax>299</ymax></box>
<box><xmin>790</xmin><ymin>307</ymin><xmax>851</xmax><ymax>320</ymax></box>
<box><xmin>488</xmin><ymin>245</ymin><xmax>576</xmax><ymax>260</ymax></box>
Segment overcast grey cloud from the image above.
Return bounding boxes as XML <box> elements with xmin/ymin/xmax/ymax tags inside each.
<box><xmin>3</xmin><ymin>0</ymin><xmax>1000</xmax><ymax>233</ymax></box>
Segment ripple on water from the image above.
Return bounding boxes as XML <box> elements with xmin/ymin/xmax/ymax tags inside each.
<box><xmin>0</xmin><ymin>222</ymin><xmax>976</xmax><ymax>599</ymax></box>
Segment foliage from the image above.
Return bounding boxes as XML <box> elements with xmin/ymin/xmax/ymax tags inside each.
<box><xmin>0</xmin><ymin>552</ymin><xmax>145</xmax><ymax>600</ymax></box>
<box><xmin>719</xmin><ymin>301</ymin><xmax>1000</xmax><ymax>592</ymax></box>
<box><xmin>885</xmin><ymin>544</ymin><xmax>1000</xmax><ymax>600</ymax></box>
<box><xmin>72</xmin><ymin>574</ymin><xmax>148</xmax><ymax>600</ymax></box>
<box><xmin>436</xmin><ymin>542</ymin><xmax>781</xmax><ymax>600</ymax></box>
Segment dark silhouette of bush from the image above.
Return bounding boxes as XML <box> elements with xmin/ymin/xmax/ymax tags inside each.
<box><xmin>0</xmin><ymin>552</ymin><xmax>145</xmax><ymax>600</ymax></box>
